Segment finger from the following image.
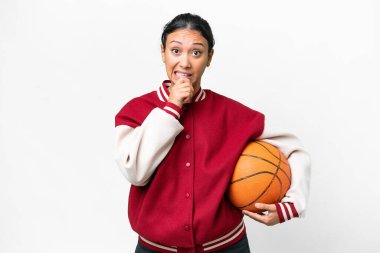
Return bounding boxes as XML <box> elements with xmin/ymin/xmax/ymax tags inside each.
<box><xmin>175</xmin><ymin>77</ymin><xmax>187</xmax><ymax>85</ymax></box>
<box><xmin>174</xmin><ymin>83</ymin><xmax>192</xmax><ymax>92</ymax></box>
<box><xmin>171</xmin><ymin>79</ymin><xmax>181</xmax><ymax>88</ymax></box>
<box><xmin>242</xmin><ymin>210</ymin><xmax>269</xmax><ymax>224</ymax></box>
<box><xmin>243</xmin><ymin>210</ymin><xmax>279</xmax><ymax>226</ymax></box>
<box><xmin>176</xmin><ymin>87</ymin><xmax>192</xmax><ymax>96</ymax></box>
<box><xmin>175</xmin><ymin>91</ymin><xmax>190</xmax><ymax>102</ymax></box>
<box><xmin>179</xmin><ymin>80</ymin><xmax>192</xmax><ymax>88</ymax></box>
<box><xmin>176</xmin><ymin>83</ymin><xmax>193</xmax><ymax>90</ymax></box>
<box><xmin>178</xmin><ymin>86</ymin><xmax>194</xmax><ymax>96</ymax></box>
<box><xmin>183</xmin><ymin>91</ymin><xmax>194</xmax><ymax>102</ymax></box>
<box><xmin>255</xmin><ymin>203</ymin><xmax>276</xmax><ymax>212</ymax></box>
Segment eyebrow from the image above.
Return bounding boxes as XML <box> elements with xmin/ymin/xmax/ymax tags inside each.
<box><xmin>169</xmin><ymin>40</ymin><xmax>205</xmax><ymax>48</ymax></box>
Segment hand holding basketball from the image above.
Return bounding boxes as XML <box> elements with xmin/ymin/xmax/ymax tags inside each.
<box><xmin>168</xmin><ymin>78</ymin><xmax>194</xmax><ymax>108</ymax></box>
<box><xmin>242</xmin><ymin>203</ymin><xmax>280</xmax><ymax>226</ymax></box>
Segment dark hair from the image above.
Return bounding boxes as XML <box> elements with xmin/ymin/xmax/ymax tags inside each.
<box><xmin>161</xmin><ymin>13</ymin><xmax>215</xmax><ymax>53</ymax></box>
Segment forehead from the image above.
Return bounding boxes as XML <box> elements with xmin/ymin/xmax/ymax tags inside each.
<box><xmin>166</xmin><ymin>28</ymin><xmax>207</xmax><ymax>46</ymax></box>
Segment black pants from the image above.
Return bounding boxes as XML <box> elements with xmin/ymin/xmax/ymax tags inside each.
<box><xmin>135</xmin><ymin>234</ymin><xmax>251</xmax><ymax>253</ymax></box>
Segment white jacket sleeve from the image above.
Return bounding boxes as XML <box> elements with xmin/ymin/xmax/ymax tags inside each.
<box><xmin>115</xmin><ymin>108</ymin><xmax>184</xmax><ymax>186</ymax></box>
<box><xmin>257</xmin><ymin>125</ymin><xmax>311</xmax><ymax>220</ymax></box>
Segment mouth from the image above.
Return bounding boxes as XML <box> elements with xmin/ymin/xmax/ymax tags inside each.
<box><xmin>174</xmin><ymin>71</ymin><xmax>192</xmax><ymax>79</ymax></box>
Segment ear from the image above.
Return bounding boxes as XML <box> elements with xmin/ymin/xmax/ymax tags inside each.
<box><xmin>207</xmin><ymin>49</ymin><xmax>214</xmax><ymax>67</ymax></box>
<box><xmin>161</xmin><ymin>44</ymin><xmax>165</xmax><ymax>63</ymax></box>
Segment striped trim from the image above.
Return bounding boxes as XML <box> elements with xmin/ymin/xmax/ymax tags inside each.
<box><xmin>289</xmin><ymin>202</ymin><xmax>299</xmax><ymax>218</ymax></box>
<box><xmin>160</xmin><ymin>85</ymin><xmax>169</xmax><ymax>100</ymax></box>
<box><xmin>203</xmin><ymin>221</ymin><xmax>245</xmax><ymax>251</ymax></box>
<box><xmin>140</xmin><ymin>236</ymin><xmax>177</xmax><ymax>252</ymax></box>
<box><xmin>275</xmin><ymin>202</ymin><xmax>299</xmax><ymax>223</ymax></box>
<box><xmin>194</xmin><ymin>89</ymin><xmax>204</xmax><ymax>102</ymax></box>
<box><xmin>283</xmin><ymin>203</ymin><xmax>291</xmax><ymax>220</ymax></box>
<box><xmin>200</xmin><ymin>90</ymin><xmax>206</xmax><ymax>101</ymax></box>
<box><xmin>163</xmin><ymin>102</ymin><xmax>183</xmax><ymax>119</ymax></box>
<box><xmin>157</xmin><ymin>87</ymin><xmax>165</xmax><ymax>102</ymax></box>
<box><xmin>280</xmin><ymin>204</ymin><xmax>288</xmax><ymax>222</ymax></box>
<box><xmin>138</xmin><ymin>220</ymin><xmax>245</xmax><ymax>252</ymax></box>
<box><xmin>275</xmin><ymin>203</ymin><xmax>285</xmax><ymax>223</ymax></box>
<box><xmin>164</xmin><ymin>106</ymin><xmax>180</xmax><ymax>119</ymax></box>
<box><xmin>156</xmin><ymin>80</ymin><xmax>206</xmax><ymax>103</ymax></box>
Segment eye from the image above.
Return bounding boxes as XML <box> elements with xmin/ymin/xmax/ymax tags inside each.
<box><xmin>171</xmin><ymin>48</ymin><xmax>180</xmax><ymax>54</ymax></box>
<box><xmin>193</xmin><ymin>50</ymin><xmax>202</xmax><ymax>56</ymax></box>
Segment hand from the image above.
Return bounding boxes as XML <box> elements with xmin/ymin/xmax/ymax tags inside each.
<box><xmin>168</xmin><ymin>78</ymin><xmax>194</xmax><ymax>108</ymax></box>
<box><xmin>242</xmin><ymin>203</ymin><xmax>280</xmax><ymax>226</ymax></box>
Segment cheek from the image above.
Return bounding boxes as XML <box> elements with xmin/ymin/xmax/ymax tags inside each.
<box><xmin>164</xmin><ymin>55</ymin><xmax>176</xmax><ymax>70</ymax></box>
<box><xmin>194</xmin><ymin>61</ymin><xmax>208</xmax><ymax>75</ymax></box>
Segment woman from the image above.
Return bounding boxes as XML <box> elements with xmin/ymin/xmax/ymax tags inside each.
<box><xmin>115</xmin><ymin>13</ymin><xmax>310</xmax><ymax>253</ymax></box>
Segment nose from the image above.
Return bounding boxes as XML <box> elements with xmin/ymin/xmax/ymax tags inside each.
<box><xmin>179</xmin><ymin>54</ymin><xmax>191</xmax><ymax>68</ymax></box>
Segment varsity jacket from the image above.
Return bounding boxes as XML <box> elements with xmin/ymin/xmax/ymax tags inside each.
<box><xmin>115</xmin><ymin>80</ymin><xmax>311</xmax><ymax>253</ymax></box>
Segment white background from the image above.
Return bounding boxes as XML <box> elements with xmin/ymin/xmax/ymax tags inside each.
<box><xmin>1</xmin><ymin>0</ymin><xmax>379</xmax><ymax>252</ymax></box>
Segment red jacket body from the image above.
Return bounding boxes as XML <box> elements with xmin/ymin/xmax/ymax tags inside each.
<box><xmin>115</xmin><ymin>81</ymin><xmax>265</xmax><ymax>252</ymax></box>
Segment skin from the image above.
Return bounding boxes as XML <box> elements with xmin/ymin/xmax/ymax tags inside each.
<box><xmin>243</xmin><ymin>203</ymin><xmax>280</xmax><ymax>226</ymax></box>
<box><xmin>161</xmin><ymin>28</ymin><xmax>281</xmax><ymax>226</ymax></box>
<box><xmin>161</xmin><ymin>28</ymin><xmax>213</xmax><ymax>108</ymax></box>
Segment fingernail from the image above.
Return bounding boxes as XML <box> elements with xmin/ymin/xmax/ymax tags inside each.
<box><xmin>255</xmin><ymin>203</ymin><xmax>261</xmax><ymax>208</ymax></box>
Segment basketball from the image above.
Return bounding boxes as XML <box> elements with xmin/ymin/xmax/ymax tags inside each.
<box><xmin>228</xmin><ymin>141</ymin><xmax>291</xmax><ymax>213</ymax></box>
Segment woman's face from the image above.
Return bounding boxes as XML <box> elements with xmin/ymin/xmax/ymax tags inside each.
<box><xmin>161</xmin><ymin>28</ymin><xmax>214</xmax><ymax>92</ymax></box>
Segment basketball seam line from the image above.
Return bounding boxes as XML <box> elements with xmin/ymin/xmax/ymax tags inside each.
<box><xmin>236</xmin><ymin>172</ymin><xmax>283</xmax><ymax>208</ymax></box>
<box><xmin>255</xmin><ymin>141</ymin><xmax>290</xmax><ymax>166</ymax></box>
<box><xmin>235</xmin><ymin>154</ymin><xmax>291</xmax><ymax>185</ymax></box>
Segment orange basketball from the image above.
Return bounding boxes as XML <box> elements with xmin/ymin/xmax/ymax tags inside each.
<box><xmin>228</xmin><ymin>141</ymin><xmax>291</xmax><ymax>213</ymax></box>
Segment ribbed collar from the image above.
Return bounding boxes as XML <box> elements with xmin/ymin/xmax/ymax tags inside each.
<box><xmin>157</xmin><ymin>80</ymin><xmax>206</xmax><ymax>103</ymax></box>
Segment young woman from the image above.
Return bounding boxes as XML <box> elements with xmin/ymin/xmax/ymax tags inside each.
<box><xmin>115</xmin><ymin>13</ymin><xmax>311</xmax><ymax>253</ymax></box>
